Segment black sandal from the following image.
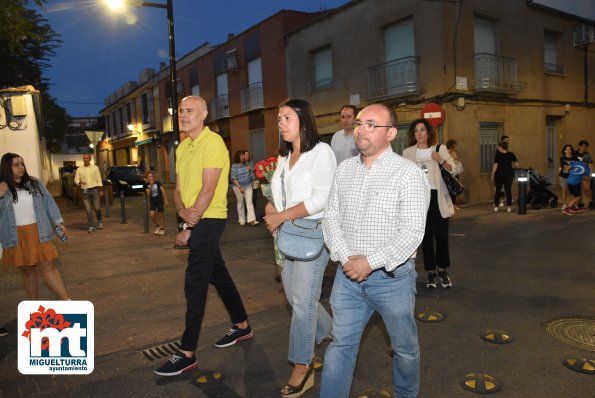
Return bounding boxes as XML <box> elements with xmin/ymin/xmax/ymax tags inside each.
<box><xmin>280</xmin><ymin>365</ymin><xmax>315</xmax><ymax>398</ymax></box>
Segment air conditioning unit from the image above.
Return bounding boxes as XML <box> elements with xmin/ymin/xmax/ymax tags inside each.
<box><xmin>573</xmin><ymin>25</ymin><xmax>595</xmax><ymax>47</ymax></box>
<box><xmin>223</xmin><ymin>55</ymin><xmax>238</xmax><ymax>72</ymax></box>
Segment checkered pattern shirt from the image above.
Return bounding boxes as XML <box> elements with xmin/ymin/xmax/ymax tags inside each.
<box><xmin>323</xmin><ymin>147</ymin><xmax>430</xmax><ymax>271</ymax></box>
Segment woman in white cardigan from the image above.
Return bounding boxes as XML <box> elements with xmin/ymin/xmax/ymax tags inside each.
<box><xmin>264</xmin><ymin>99</ymin><xmax>336</xmax><ymax>397</ymax></box>
<box><xmin>402</xmin><ymin>119</ymin><xmax>455</xmax><ymax>289</ymax></box>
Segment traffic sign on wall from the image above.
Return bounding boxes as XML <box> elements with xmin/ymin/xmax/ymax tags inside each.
<box><xmin>420</xmin><ymin>103</ymin><xmax>445</xmax><ymax>127</ymax></box>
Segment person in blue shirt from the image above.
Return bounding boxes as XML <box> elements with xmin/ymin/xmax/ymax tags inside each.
<box><xmin>563</xmin><ymin>156</ymin><xmax>590</xmax><ymax>215</ymax></box>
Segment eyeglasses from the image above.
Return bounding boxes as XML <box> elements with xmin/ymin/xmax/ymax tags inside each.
<box><xmin>353</xmin><ymin>121</ymin><xmax>393</xmax><ymax>133</ymax></box>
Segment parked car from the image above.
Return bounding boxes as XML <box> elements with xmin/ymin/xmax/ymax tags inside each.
<box><xmin>105</xmin><ymin>165</ymin><xmax>146</xmax><ymax>195</ymax></box>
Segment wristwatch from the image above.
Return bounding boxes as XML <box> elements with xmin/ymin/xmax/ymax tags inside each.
<box><xmin>182</xmin><ymin>223</ymin><xmax>194</xmax><ymax>231</ymax></box>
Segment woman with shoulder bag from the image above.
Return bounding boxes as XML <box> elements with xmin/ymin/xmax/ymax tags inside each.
<box><xmin>402</xmin><ymin>119</ymin><xmax>455</xmax><ymax>290</ymax></box>
<box><xmin>264</xmin><ymin>99</ymin><xmax>337</xmax><ymax>398</ymax></box>
<box><xmin>0</xmin><ymin>153</ymin><xmax>70</xmax><ymax>300</ymax></box>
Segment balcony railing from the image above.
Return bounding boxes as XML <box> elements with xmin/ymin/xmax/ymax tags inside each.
<box><xmin>240</xmin><ymin>82</ymin><xmax>264</xmax><ymax>113</ymax></box>
<box><xmin>472</xmin><ymin>53</ymin><xmax>524</xmax><ymax>93</ymax></box>
<box><xmin>544</xmin><ymin>62</ymin><xmax>566</xmax><ymax>75</ymax></box>
<box><xmin>209</xmin><ymin>94</ymin><xmax>229</xmax><ymax>120</ymax></box>
<box><xmin>367</xmin><ymin>56</ymin><xmax>420</xmax><ymax>100</ymax></box>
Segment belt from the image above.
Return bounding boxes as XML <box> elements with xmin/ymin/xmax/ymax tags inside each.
<box><xmin>377</xmin><ymin>258</ymin><xmax>414</xmax><ymax>278</ymax></box>
<box><xmin>379</xmin><ymin>268</ymin><xmax>395</xmax><ymax>278</ymax></box>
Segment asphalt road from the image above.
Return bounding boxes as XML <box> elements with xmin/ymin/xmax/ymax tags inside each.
<box><xmin>0</xmin><ymin>185</ymin><xmax>593</xmax><ymax>397</ymax></box>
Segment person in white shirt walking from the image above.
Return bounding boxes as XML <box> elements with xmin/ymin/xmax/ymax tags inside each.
<box><xmin>264</xmin><ymin>99</ymin><xmax>336</xmax><ymax>398</ymax></box>
<box><xmin>74</xmin><ymin>154</ymin><xmax>103</xmax><ymax>233</ymax></box>
<box><xmin>321</xmin><ymin>104</ymin><xmax>430</xmax><ymax>398</ymax></box>
<box><xmin>330</xmin><ymin>105</ymin><xmax>358</xmax><ymax>165</ymax></box>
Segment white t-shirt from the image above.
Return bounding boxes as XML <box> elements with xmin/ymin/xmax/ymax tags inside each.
<box><xmin>415</xmin><ymin>148</ymin><xmax>436</xmax><ymax>190</ymax></box>
<box><xmin>14</xmin><ymin>190</ymin><xmax>37</xmax><ymax>225</ymax></box>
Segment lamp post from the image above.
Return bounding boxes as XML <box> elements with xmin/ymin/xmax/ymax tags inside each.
<box><xmin>141</xmin><ymin>1</ymin><xmax>179</xmax><ymax>146</ymax></box>
<box><xmin>106</xmin><ymin>0</ymin><xmax>179</xmax><ymax>146</ymax></box>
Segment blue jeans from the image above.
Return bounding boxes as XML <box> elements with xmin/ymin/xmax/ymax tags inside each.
<box><xmin>82</xmin><ymin>188</ymin><xmax>102</xmax><ymax>227</ymax></box>
<box><xmin>320</xmin><ymin>259</ymin><xmax>419</xmax><ymax>398</ymax></box>
<box><xmin>281</xmin><ymin>248</ymin><xmax>332</xmax><ymax>365</ymax></box>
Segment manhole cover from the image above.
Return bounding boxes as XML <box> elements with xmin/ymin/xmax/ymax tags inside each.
<box><xmin>545</xmin><ymin>318</ymin><xmax>595</xmax><ymax>352</ymax></box>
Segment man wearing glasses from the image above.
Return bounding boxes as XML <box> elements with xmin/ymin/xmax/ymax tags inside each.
<box><xmin>575</xmin><ymin>140</ymin><xmax>593</xmax><ymax>209</ymax></box>
<box><xmin>321</xmin><ymin>104</ymin><xmax>430</xmax><ymax>398</ymax></box>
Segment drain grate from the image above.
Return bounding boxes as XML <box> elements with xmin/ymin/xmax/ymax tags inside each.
<box><xmin>140</xmin><ymin>340</ymin><xmax>182</xmax><ymax>361</ymax></box>
<box><xmin>545</xmin><ymin>318</ymin><xmax>595</xmax><ymax>352</ymax></box>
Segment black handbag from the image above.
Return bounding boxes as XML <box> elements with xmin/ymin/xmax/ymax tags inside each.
<box><xmin>436</xmin><ymin>144</ymin><xmax>464</xmax><ymax>197</ymax></box>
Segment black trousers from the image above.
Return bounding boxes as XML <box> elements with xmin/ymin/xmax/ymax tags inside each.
<box><xmin>180</xmin><ymin>218</ymin><xmax>248</xmax><ymax>352</ymax></box>
<box><xmin>494</xmin><ymin>175</ymin><xmax>513</xmax><ymax>206</ymax></box>
<box><xmin>422</xmin><ymin>190</ymin><xmax>450</xmax><ymax>271</ymax></box>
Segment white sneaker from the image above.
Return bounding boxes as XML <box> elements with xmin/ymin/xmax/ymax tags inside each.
<box><xmin>494</xmin><ymin>207</ymin><xmax>498</xmax><ymax>212</ymax></box>
<box><xmin>561</xmin><ymin>204</ymin><xmax>567</xmax><ymax>210</ymax></box>
<box><xmin>507</xmin><ymin>206</ymin><xmax>512</xmax><ymax>213</ymax></box>
<box><xmin>154</xmin><ymin>227</ymin><xmax>161</xmax><ymax>234</ymax></box>
<box><xmin>158</xmin><ymin>228</ymin><xmax>165</xmax><ymax>235</ymax></box>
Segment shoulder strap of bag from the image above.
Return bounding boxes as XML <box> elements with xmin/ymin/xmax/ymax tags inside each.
<box><xmin>281</xmin><ymin>164</ymin><xmax>287</xmax><ymax>210</ymax></box>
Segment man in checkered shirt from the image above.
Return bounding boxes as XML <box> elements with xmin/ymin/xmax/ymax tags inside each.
<box><xmin>321</xmin><ymin>103</ymin><xmax>430</xmax><ymax>398</ymax></box>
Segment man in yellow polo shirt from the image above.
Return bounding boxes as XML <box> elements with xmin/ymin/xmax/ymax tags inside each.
<box><xmin>154</xmin><ymin>96</ymin><xmax>253</xmax><ymax>377</ymax></box>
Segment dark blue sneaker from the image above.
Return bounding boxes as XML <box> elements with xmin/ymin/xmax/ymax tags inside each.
<box><xmin>215</xmin><ymin>325</ymin><xmax>253</xmax><ymax>348</ymax></box>
<box><xmin>154</xmin><ymin>351</ymin><xmax>198</xmax><ymax>376</ymax></box>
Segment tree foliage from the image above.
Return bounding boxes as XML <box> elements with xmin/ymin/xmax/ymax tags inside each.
<box><xmin>0</xmin><ymin>0</ymin><xmax>70</xmax><ymax>152</ymax></box>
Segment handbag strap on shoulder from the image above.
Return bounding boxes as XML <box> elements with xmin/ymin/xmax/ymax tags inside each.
<box><xmin>281</xmin><ymin>168</ymin><xmax>286</xmax><ymax>210</ymax></box>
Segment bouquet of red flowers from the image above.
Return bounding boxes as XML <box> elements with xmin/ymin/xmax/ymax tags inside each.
<box><xmin>254</xmin><ymin>156</ymin><xmax>284</xmax><ymax>267</ymax></box>
<box><xmin>254</xmin><ymin>157</ymin><xmax>278</xmax><ymax>183</ymax></box>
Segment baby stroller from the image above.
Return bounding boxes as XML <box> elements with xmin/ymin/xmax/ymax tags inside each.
<box><xmin>526</xmin><ymin>168</ymin><xmax>558</xmax><ymax>209</ymax></box>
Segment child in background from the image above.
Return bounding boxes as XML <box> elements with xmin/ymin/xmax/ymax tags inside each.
<box><xmin>563</xmin><ymin>156</ymin><xmax>590</xmax><ymax>215</ymax></box>
<box><xmin>146</xmin><ymin>171</ymin><xmax>169</xmax><ymax>234</ymax></box>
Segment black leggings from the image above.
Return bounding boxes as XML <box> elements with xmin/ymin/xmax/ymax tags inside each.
<box><xmin>494</xmin><ymin>176</ymin><xmax>513</xmax><ymax>206</ymax></box>
<box><xmin>422</xmin><ymin>190</ymin><xmax>450</xmax><ymax>271</ymax></box>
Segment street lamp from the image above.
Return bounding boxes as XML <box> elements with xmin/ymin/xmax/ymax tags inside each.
<box><xmin>105</xmin><ymin>0</ymin><xmax>179</xmax><ymax>146</ymax></box>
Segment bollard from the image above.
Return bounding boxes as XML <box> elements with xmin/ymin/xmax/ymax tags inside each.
<box><xmin>104</xmin><ymin>188</ymin><xmax>110</xmax><ymax>218</ymax></box>
<box><xmin>517</xmin><ymin>169</ymin><xmax>528</xmax><ymax>215</ymax></box>
<box><xmin>120</xmin><ymin>190</ymin><xmax>127</xmax><ymax>224</ymax></box>
<box><xmin>143</xmin><ymin>192</ymin><xmax>150</xmax><ymax>233</ymax></box>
